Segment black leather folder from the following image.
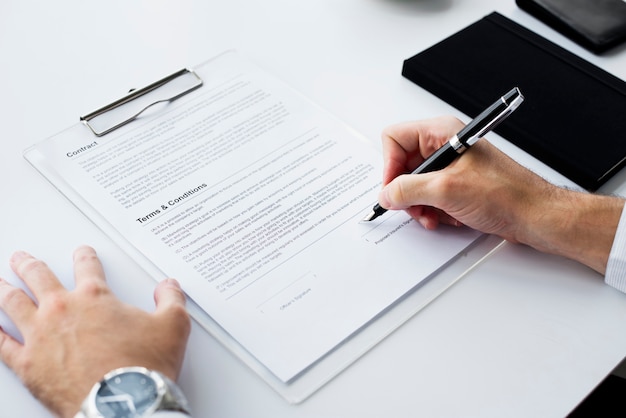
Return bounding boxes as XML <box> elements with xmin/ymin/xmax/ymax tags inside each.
<box><xmin>402</xmin><ymin>12</ymin><xmax>626</xmax><ymax>191</ymax></box>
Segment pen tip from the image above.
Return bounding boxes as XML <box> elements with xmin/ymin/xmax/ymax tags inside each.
<box><xmin>360</xmin><ymin>211</ymin><xmax>376</xmax><ymax>222</ymax></box>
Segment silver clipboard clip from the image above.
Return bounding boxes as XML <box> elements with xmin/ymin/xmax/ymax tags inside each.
<box><xmin>80</xmin><ymin>68</ymin><xmax>203</xmax><ymax>137</ymax></box>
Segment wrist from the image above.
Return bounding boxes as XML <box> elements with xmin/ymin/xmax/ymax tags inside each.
<box><xmin>519</xmin><ymin>187</ymin><xmax>623</xmax><ymax>274</ymax></box>
<box><xmin>75</xmin><ymin>367</ymin><xmax>190</xmax><ymax>418</ymax></box>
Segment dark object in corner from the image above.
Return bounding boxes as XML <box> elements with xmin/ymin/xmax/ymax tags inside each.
<box><xmin>516</xmin><ymin>0</ymin><xmax>626</xmax><ymax>54</ymax></box>
<box><xmin>568</xmin><ymin>374</ymin><xmax>626</xmax><ymax>417</ymax></box>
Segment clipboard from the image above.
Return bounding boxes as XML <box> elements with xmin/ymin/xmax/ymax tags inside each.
<box><xmin>23</xmin><ymin>50</ymin><xmax>502</xmax><ymax>403</ymax></box>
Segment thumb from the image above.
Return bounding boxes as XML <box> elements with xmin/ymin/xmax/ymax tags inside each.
<box><xmin>154</xmin><ymin>278</ymin><xmax>188</xmax><ymax>315</ymax></box>
<box><xmin>378</xmin><ymin>173</ymin><xmax>439</xmax><ymax>210</ymax></box>
<box><xmin>152</xmin><ymin>278</ymin><xmax>191</xmax><ymax>381</ymax></box>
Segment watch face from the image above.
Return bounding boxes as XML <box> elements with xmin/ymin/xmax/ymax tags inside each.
<box><xmin>95</xmin><ymin>371</ymin><xmax>160</xmax><ymax>418</ymax></box>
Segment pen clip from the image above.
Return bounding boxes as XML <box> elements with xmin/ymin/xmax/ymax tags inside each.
<box><xmin>464</xmin><ymin>87</ymin><xmax>524</xmax><ymax>147</ymax></box>
<box><xmin>477</xmin><ymin>91</ymin><xmax>523</xmax><ymax>138</ymax></box>
<box><xmin>80</xmin><ymin>68</ymin><xmax>203</xmax><ymax>137</ymax></box>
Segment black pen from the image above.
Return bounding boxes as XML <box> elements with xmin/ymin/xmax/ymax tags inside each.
<box><xmin>361</xmin><ymin>87</ymin><xmax>524</xmax><ymax>222</ymax></box>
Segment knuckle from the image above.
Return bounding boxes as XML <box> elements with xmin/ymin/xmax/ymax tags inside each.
<box><xmin>16</xmin><ymin>258</ymin><xmax>48</xmax><ymax>278</ymax></box>
<box><xmin>394</xmin><ymin>181</ymin><xmax>409</xmax><ymax>205</ymax></box>
<box><xmin>0</xmin><ymin>286</ymin><xmax>27</xmax><ymax>310</ymax></box>
<box><xmin>167</xmin><ymin>304</ymin><xmax>191</xmax><ymax>334</ymax></box>
<box><xmin>78</xmin><ymin>280</ymin><xmax>109</xmax><ymax>297</ymax></box>
<box><xmin>430</xmin><ymin>171</ymin><xmax>460</xmax><ymax>195</ymax></box>
<box><xmin>43</xmin><ymin>292</ymin><xmax>69</xmax><ymax>316</ymax></box>
<box><xmin>385</xmin><ymin>180</ymin><xmax>410</xmax><ymax>208</ymax></box>
<box><xmin>171</xmin><ymin>303</ymin><xmax>191</xmax><ymax>323</ymax></box>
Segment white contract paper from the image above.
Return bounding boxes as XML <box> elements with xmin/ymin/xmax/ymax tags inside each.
<box><xmin>25</xmin><ymin>51</ymin><xmax>482</xmax><ymax>383</ymax></box>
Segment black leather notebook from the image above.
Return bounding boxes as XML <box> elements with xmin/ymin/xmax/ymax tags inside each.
<box><xmin>402</xmin><ymin>12</ymin><xmax>626</xmax><ymax>191</ymax></box>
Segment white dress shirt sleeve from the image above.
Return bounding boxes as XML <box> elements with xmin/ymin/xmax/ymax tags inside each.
<box><xmin>605</xmin><ymin>205</ymin><xmax>626</xmax><ymax>293</ymax></box>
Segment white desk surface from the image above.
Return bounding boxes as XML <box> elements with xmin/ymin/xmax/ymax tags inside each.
<box><xmin>2</xmin><ymin>1</ymin><xmax>626</xmax><ymax>417</ymax></box>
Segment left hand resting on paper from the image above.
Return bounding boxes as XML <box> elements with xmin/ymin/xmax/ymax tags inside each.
<box><xmin>0</xmin><ymin>245</ymin><xmax>191</xmax><ymax>418</ymax></box>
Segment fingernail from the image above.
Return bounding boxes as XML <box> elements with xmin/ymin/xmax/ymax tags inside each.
<box><xmin>162</xmin><ymin>278</ymin><xmax>181</xmax><ymax>288</ymax></box>
<box><xmin>9</xmin><ymin>251</ymin><xmax>29</xmax><ymax>264</ymax></box>
<box><xmin>73</xmin><ymin>245</ymin><xmax>96</xmax><ymax>260</ymax></box>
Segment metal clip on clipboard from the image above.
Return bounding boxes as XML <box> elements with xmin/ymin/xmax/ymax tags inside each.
<box><xmin>80</xmin><ymin>68</ymin><xmax>203</xmax><ymax>137</ymax></box>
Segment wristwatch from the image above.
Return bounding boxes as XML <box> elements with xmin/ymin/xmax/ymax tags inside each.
<box><xmin>75</xmin><ymin>367</ymin><xmax>190</xmax><ymax>418</ymax></box>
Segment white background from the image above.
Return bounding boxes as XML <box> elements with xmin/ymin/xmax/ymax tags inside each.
<box><xmin>2</xmin><ymin>1</ymin><xmax>626</xmax><ymax>417</ymax></box>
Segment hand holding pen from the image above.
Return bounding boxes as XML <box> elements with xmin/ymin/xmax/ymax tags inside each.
<box><xmin>362</xmin><ymin>87</ymin><xmax>524</xmax><ymax>222</ymax></box>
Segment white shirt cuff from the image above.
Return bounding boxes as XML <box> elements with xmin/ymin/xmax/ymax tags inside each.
<box><xmin>605</xmin><ymin>204</ymin><xmax>626</xmax><ymax>292</ymax></box>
